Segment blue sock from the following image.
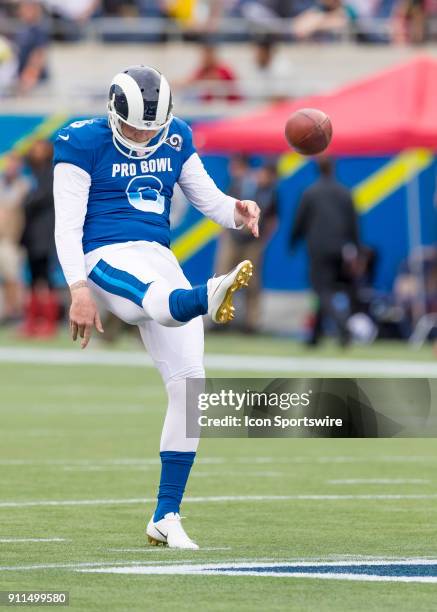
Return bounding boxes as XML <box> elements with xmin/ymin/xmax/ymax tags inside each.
<box><xmin>153</xmin><ymin>451</ymin><xmax>196</xmax><ymax>522</ymax></box>
<box><xmin>169</xmin><ymin>285</ymin><xmax>208</xmax><ymax>323</ymax></box>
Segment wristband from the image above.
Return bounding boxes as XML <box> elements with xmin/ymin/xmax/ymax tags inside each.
<box><xmin>69</xmin><ymin>280</ymin><xmax>88</xmax><ymax>291</ymax></box>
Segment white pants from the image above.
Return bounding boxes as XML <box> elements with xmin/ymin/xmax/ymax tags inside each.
<box><xmin>85</xmin><ymin>241</ymin><xmax>204</xmax><ymax>452</ymax></box>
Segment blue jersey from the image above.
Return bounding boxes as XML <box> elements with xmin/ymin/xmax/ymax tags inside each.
<box><xmin>53</xmin><ymin>116</ymin><xmax>195</xmax><ymax>254</ymax></box>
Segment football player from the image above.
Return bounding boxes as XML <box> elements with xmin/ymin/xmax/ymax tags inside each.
<box><xmin>53</xmin><ymin>65</ymin><xmax>260</xmax><ymax>549</ymax></box>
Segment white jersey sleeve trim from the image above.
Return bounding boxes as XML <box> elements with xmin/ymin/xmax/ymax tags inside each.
<box><xmin>178</xmin><ymin>152</ymin><xmax>237</xmax><ymax>229</ymax></box>
<box><xmin>54</xmin><ymin>162</ymin><xmax>90</xmax><ymax>286</ymax></box>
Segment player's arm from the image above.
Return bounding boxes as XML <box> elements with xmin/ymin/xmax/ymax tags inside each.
<box><xmin>178</xmin><ymin>152</ymin><xmax>260</xmax><ymax>238</ymax></box>
<box><xmin>53</xmin><ymin>163</ymin><xmax>103</xmax><ymax>349</ymax></box>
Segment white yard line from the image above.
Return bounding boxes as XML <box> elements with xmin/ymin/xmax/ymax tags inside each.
<box><xmin>0</xmin><ymin>560</ymin><xmax>179</xmax><ymax>572</ymax></box>
<box><xmin>2</xmin><ymin>493</ymin><xmax>437</xmax><ymax>509</ymax></box>
<box><xmin>0</xmin><ymin>457</ymin><xmax>224</xmax><ymax>467</ymax></box>
<box><xmin>1</xmin><ymin>456</ymin><xmax>437</xmax><ymax>469</ymax></box>
<box><xmin>327</xmin><ymin>479</ymin><xmax>431</xmax><ymax>485</ymax></box>
<box><xmin>0</xmin><ymin>558</ymin><xmax>249</xmax><ymax>572</ymax></box>
<box><xmin>0</xmin><ymin>347</ymin><xmax>436</xmax><ymax>376</ymax></box>
<box><xmin>192</xmin><ymin>471</ymin><xmax>282</xmax><ymax>478</ymax></box>
<box><xmin>61</xmin><ymin>465</ymin><xmax>158</xmax><ymax>472</ymax></box>
<box><xmin>107</xmin><ymin>547</ymin><xmax>232</xmax><ymax>553</ymax></box>
<box><xmin>0</xmin><ymin>538</ymin><xmax>68</xmax><ymax>543</ymax></box>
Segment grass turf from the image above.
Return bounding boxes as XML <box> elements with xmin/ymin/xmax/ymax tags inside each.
<box><xmin>1</xmin><ymin>332</ymin><xmax>437</xmax><ymax>610</ymax></box>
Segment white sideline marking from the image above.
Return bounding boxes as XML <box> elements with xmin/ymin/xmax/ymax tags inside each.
<box><xmin>327</xmin><ymin>479</ymin><xmax>431</xmax><ymax>485</ymax></box>
<box><xmin>0</xmin><ymin>538</ymin><xmax>68</xmax><ymax>543</ymax></box>
<box><xmin>2</xmin><ymin>493</ymin><xmax>437</xmax><ymax>509</ymax></box>
<box><xmin>0</xmin><ymin>347</ymin><xmax>436</xmax><ymax>376</ymax></box>
<box><xmin>0</xmin><ymin>556</ymin><xmax>434</xmax><ymax>574</ymax></box>
<box><xmin>77</xmin><ymin>559</ymin><xmax>437</xmax><ymax>582</ymax></box>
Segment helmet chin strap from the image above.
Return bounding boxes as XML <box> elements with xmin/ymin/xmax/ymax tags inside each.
<box><xmin>108</xmin><ymin>112</ymin><xmax>171</xmax><ymax>159</ymax></box>
<box><xmin>111</xmin><ymin>133</ymin><xmax>166</xmax><ymax>159</ymax></box>
<box><xmin>113</xmin><ymin>130</ymin><xmax>168</xmax><ymax>160</ymax></box>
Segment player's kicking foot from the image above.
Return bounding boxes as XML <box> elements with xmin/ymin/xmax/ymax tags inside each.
<box><xmin>207</xmin><ymin>260</ymin><xmax>253</xmax><ymax>324</ymax></box>
<box><xmin>146</xmin><ymin>513</ymin><xmax>199</xmax><ymax>550</ymax></box>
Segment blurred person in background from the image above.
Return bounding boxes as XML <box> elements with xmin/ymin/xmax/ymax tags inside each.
<box><xmin>222</xmin><ymin>153</ymin><xmax>257</xmax><ymax>212</ymax></box>
<box><xmin>241</xmin><ymin>0</ymin><xmax>315</xmax><ymax>21</ymax></box>
<box><xmin>239</xmin><ymin>0</ymin><xmax>316</xmax><ymax>37</ymax></box>
<box><xmin>243</xmin><ymin>35</ymin><xmax>292</xmax><ymax>101</ymax></box>
<box><xmin>101</xmin><ymin>0</ymin><xmax>131</xmax><ymax>14</ymax></box>
<box><xmin>347</xmin><ymin>0</ymin><xmax>399</xmax><ymax>43</ymax></box>
<box><xmin>290</xmin><ymin>156</ymin><xmax>359</xmax><ymax>346</ymax></box>
<box><xmin>394</xmin><ymin>247</ymin><xmax>437</xmax><ymax>338</ymax></box>
<box><xmin>0</xmin><ymin>36</ymin><xmax>17</xmax><ymax>95</ymax></box>
<box><xmin>175</xmin><ymin>42</ymin><xmax>241</xmax><ymax>102</ymax></box>
<box><xmin>135</xmin><ymin>0</ymin><xmax>170</xmax><ymax>43</ymax></box>
<box><xmin>216</xmin><ymin>158</ymin><xmax>278</xmax><ymax>332</ymax></box>
<box><xmin>291</xmin><ymin>0</ymin><xmax>353</xmax><ymax>40</ymax></box>
<box><xmin>43</xmin><ymin>0</ymin><xmax>101</xmax><ymax>41</ymax></box>
<box><xmin>393</xmin><ymin>0</ymin><xmax>437</xmax><ymax>44</ymax></box>
<box><xmin>100</xmin><ymin>0</ymin><xmax>165</xmax><ymax>41</ymax></box>
<box><xmin>20</xmin><ymin>140</ymin><xmax>59</xmax><ymax>337</ymax></box>
<box><xmin>0</xmin><ymin>152</ymin><xmax>29</xmax><ymax>323</ymax></box>
<box><xmin>0</xmin><ymin>0</ymin><xmax>17</xmax><ymax>18</ymax></box>
<box><xmin>13</xmin><ymin>0</ymin><xmax>50</xmax><ymax>94</ymax></box>
<box><xmin>162</xmin><ymin>0</ymin><xmax>198</xmax><ymax>24</ymax></box>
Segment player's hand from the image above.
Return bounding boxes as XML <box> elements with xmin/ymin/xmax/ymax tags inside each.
<box><xmin>234</xmin><ymin>200</ymin><xmax>260</xmax><ymax>238</ymax></box>
<box><xmin>69</xmin><ymin>286</ymin><xmax>104</xmax><ymax>349</ymax></box>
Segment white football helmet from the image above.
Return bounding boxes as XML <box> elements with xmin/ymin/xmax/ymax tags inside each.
<box><xmin>107</xmin><ymin>65</ymin><xmax>173</xmax><ymax>159</ymax></box>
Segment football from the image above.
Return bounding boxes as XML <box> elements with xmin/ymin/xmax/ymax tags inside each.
<box><xmin>285</xmin><ymin>108</ymin><xmax>333</xmax><ymax>155</ymax></box>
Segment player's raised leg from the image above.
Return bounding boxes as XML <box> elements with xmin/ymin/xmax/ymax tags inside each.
<box><xmin>86</xmin><ymin>241</ymin><xmax>254</xmax><ymax>329</ymax></box>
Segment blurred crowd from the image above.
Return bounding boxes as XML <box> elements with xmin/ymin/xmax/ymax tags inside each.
<box><xmin>1</xmin><ymin>1</ymin><xmax>436</xmax><ymax>98</ymax></box>
<box><xmin>0</xmin><ymin>141</ymin><xmax>59</xmax><ymax>337</ymax></box>
<box><xmin>1</xmin><ymin>0</ymin><xmax>436</xmax><ymax>42</ymax></box>
<box><xmin>0</xmin><ymin>0</ymin><xmax>436</xmax><ymax>97</ymax></box>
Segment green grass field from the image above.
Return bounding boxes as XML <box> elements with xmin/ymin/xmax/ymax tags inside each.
<box><xmin>1</xmin><ymin>330</ymin><xmax>437</xmax><ymax>610</ymax></box>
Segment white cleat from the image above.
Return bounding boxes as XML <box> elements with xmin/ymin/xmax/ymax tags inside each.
<box><xmin>207</xmin><ymin>260</ymin><xmax>254</xmax><ymax>324</ymax></box>
<box><xmin>146</xmin><ymin>512</ymin><xmax>199</xmax><ymax>550</ymax></box>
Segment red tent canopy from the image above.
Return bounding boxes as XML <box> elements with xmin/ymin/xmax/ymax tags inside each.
<box><xmin>194</xmin><ymin>56</ymin><xmax>437</xmax><ymax>156</ymax></box>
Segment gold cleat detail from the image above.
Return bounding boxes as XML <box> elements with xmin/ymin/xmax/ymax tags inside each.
<box><xmin>216</xmin><ymin>260</ymin><xmax>254</xmax><ymax>324</ymax></box>
<box><xmin>148</xmin><ymin>535</ymin><xmax>167</xmax><ymax>547</ymax></box>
